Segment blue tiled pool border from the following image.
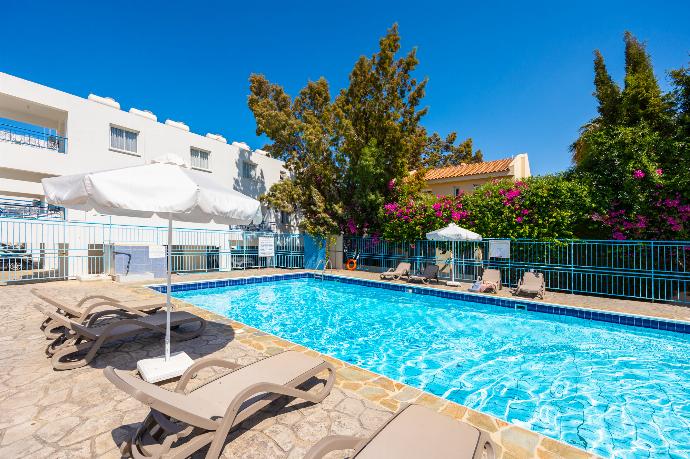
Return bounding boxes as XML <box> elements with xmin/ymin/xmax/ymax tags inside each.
<box><xmin>148</xmin><ymin>272</ymin><xmax>690</xmax><ymax>335</ymax></box>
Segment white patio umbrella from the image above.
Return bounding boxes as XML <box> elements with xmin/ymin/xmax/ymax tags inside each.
<box><xmin>42</xmin><ymin>154</ymin><xmax>262</xmax><ymax>379</ymax></box>
<box><xmin>426</xmin><ymin>223</ymin><xmax>482</xmax><ymax>284</ymax></box>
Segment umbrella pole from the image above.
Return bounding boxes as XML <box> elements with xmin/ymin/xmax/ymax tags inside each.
<box><xmin>165</xmin><ymin>214</ymin><xmax>172</xmax><ymax>362</ymax></box>
<box><xmin>451</xmin><ymin>241</ymin><xmax>455</xmax><ymax>283</ymax></box>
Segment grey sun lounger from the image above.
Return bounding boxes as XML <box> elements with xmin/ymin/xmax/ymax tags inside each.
<box><xmin>104</xmin><ymin>351</ymin><xmax>336</xmax><ymax>459</ymax></box>
<box><xmin>32</xmin><ymin>288</ymin><xmax>166</xmax><ymax>339</ymax></box>
<box><xmin>407</xmin><ymin>264</ymin><xmax>440</xmax><ymax>284</ymax></box>
<box><xmin>513</xmin><ymin>271</ymin><xmax>545</xmax><ymax>299</ymax></box>
<box><xmin>39</xmin><ymin>304</ymin><xmax>206</xmax><ymax>370</ymax></box>
<box><xmin>481</xmin><ymin>268</ymin><xmax>502</xmax><ymax>293</ymax></box>
<box><xmin>304</xmin><ymin>404</ymin><xmax>496</xmax><ymax>459</ymax></box>
<box><xmin>380</xmin><ymin>262</ymin><xmax>411</xmax><ymax>280</ymax></box>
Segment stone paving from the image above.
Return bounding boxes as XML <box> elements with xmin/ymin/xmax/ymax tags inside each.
<box><xmin>0</xmin><ymin>269</ymin><xmax>633</xmax><ymax>458</ymax></box>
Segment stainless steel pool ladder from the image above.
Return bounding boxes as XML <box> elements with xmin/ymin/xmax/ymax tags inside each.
<box><xmin>315</xmin><ymin>258</ymin><xmax>332</xmax><ymax>280</ymax></box>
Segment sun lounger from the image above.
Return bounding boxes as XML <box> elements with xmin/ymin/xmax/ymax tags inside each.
<box><xmin>38</xmin><ymin>304</ymin><xmax>206</xmax><ymax>370</ymax></box>
<box><xmin>32</xmin><ymin>288</ymin><xmax>165</xmax><ymax>339</ymax></box>
<box><xmin>513</xmin><ymin>271</ymin><xmax>545</xmax><ymax>299</ymax></box>
<box><xmin>407</xmin><ymin>264</ymin><xmax>440</xmax><ymax>284</ymax></box>
<box><xmin>104</xmin><ymin>351</ymin><xmax>336</xmax><ymax>459</ymax></box>
<box><xmin>304</xmin><ymin>404</ymin><xmax>496</xmax><ymax>459</ymax></box>
<box><xmin>480</xmin><ymin>268</ymin><xmax>502</xmax><ymax>293</ymax></box>
<box><xmin>380</xmin><ymin>262</ymin><xmax>411</xmax><ymax>280</ymax></box>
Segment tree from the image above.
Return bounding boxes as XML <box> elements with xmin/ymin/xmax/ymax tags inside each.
<box><xmin>248</xmin><ymin>24</ymin><xmax>483</xmax><ymax>237</ymax></box>
<box><xmin>422</xmin><ymin>133</ymin><xmax>483</xmax><ymax>168</ymax></box>
<box><xmin>593</xmin><ymin>50</ymin><xmax>621</xmax><ymax>126</ymax></box>
<box><xmin>570</xmin><ymin>33</ymin><xmax>690</xmax><ymax>240</ymax></box>
<box><xmin>620</xmin><ymin>32</ymin><xmax>674</xmax><ymax>132</ymax></box>
<box><xmin>249</xmin><ymin>76</ymin><xmax>343</xmax><ymax>236</ymax></box>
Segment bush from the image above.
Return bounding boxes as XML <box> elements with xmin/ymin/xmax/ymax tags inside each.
<box><xmin>381</xmin><ymin>175</ymin><xmax>595</xmax><ymax>241</ymax></box>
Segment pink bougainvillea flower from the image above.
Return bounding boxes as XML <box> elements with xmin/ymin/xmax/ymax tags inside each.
<box><xmin>432</xmin><ymin>202</ymin><xmax>442</xmax><ymax>211</ymax></box>
<box><xmin>435</xmin><ymin>210</ymin><xmax>443</xmax><ymax>218</ymax></box>
<box><xmin>387</xmin><ymin>178</ymin><xmax>396</xmax><ymax>191</ymax></box>
<box><xmin>612</xmin><ymin>231</ymin><xmax>626</xmax><ymax>240</ymax></box>
<box><xmin>451</xmin><ymin>210</ymin><xmax>465</xmax><ymax>221</ymax></box>
<box><xmin>656</xmin><ymin>168</ymin><xmax>663</xmax><ymax>176</ymax></box>
<box><xmin>521</xmin><ymin>209</ymin><xmax>530</xmax><ymax>215</ymax></box>
<box><xmin>633</xmin><ymin>169</ymin><xmax>645</xmax><ymax>179</ymax></box>
<box><xmin>383</xmin><ymin>202</ymin><xmax>399</xmax><ymax>214</ymax></box>
<box><xmin>515</xmin><ymin>216</ymin><xmax>523</xmax><ymax>223</ymax></box>
<box><xmin>347</xmin><ymin>219</ymin><xmax>357</xmax><ymax>234</ymax></box>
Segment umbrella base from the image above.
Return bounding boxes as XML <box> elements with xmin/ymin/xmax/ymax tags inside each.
<box><xmin>137</xmin><ymin>351</ymin><xmax>194</xmax><ymax>383</ymax></box>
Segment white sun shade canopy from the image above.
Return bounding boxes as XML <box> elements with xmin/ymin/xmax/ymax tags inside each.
<box><xmin>41</xmin><ymin>154</ymin><xmax>262</xmax><ymax>225</ymax></box>
<box><xmin>426</xmin><ymin>223</ymin><xmax>482</xmax><ymax>241</ymax></box>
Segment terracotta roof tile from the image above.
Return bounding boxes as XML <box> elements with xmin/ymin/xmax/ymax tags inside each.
<box><xmin>424</xmin><ymin>157</ymin><xmax>514</xmax><ymax>181</ymax></box>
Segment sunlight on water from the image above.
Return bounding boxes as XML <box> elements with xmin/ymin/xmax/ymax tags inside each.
<box><xmin>174</xmin><ymin>278</ymin><xmax>690</xmax><ymax>458</ymax></box>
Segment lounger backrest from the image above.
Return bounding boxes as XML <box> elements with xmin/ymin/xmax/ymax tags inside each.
<box><xmin>397</xmin><ymin>262</ymin><xmax>411</xmax><ymax>273</ymax></box>
<box><xmin>31</xmin><ymin>288</ymin><xmax>64</xmax><ymax>310</ymax></box>
<box><xmin>482</xmin><ymin>269</ymin><xmax>501</xmax><ymax>284</ymax></box>
<box><xmin>521</xmin><ymin>271</ymin><xmax>544</xmax><ymax>288</ymax></box>
<box><xmin>423</xmin><ymin>264</ymin><xmax>439</xmax><ymax>278</ymax></box>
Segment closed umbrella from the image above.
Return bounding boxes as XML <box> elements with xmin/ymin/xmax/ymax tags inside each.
<box><xmin>42</xmin><ymin>154</ymin><xmax>262</xmax><ymax>380</ymax></box>
<box><xmin>426</xmin><ymin>223</ymin><xmax>482</xmax><ymax>284</ymax></box>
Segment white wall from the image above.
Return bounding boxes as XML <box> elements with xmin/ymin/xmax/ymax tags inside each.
<box><xmin>0</xmin><ymin>72</ymin><xmax>293</xmax><ymax>231</ymax></box>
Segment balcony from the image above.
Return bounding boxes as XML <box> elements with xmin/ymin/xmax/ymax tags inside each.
<box><xmin>0</xmin><ymin>197</ymin><xmax>64</xmax><ymax>220</ymax></box>
<box><xmin>0</xmin><ymin>123</ymin><xmax>67</xmax><ymax>153</ymax></box>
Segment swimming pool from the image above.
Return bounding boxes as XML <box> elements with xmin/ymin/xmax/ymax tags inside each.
<box><xmin>171</xmin><ymin>275</ymin><xmax>690</xmax><ymax>458</ymax></box>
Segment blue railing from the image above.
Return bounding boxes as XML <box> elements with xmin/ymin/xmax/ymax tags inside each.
<box><xmin>0</xmin><ymin>198</ymin><xmax>64</xmax><ymax>220</ymax></box>
<box><xmin>0</xmin><ymin>216</ymin><xmax>304</xmax><ymax>283</ymax></box>
<box><xmin>344</xmin><ymin>237</ymin><xmax>690</xmax><ymax>305</ymax></box>
<box><xmin>0</xmin><ymin>123</ymin><xmax>67</xmax><ymax>153</ymax></box>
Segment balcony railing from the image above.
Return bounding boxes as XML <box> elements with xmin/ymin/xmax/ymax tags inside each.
<box><xmin>0</xmin><ymin>123</ymin><xmax>67</xmax><ymax>153</ymax></box>
<box><xmin>0</xmin><ymin>198</ymin><xmax>65</xmax><ymax>220</ymax></box>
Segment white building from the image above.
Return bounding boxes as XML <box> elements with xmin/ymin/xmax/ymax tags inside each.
<box><xmin>0</xmin><ymin>72</ymin><xmax>297</xmax><ymax>232</ymax></box>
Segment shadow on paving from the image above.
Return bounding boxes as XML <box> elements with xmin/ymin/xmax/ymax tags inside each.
<box><xmin>50</xmin><ymin>319</ymin><xmax>237</xmax><ymax>372</ymax></box>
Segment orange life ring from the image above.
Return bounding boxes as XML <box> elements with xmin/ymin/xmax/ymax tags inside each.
<box><xmin>346</xmin><ymin>258</ymin><xmax>357</xmax><ymax>270</ymax></box>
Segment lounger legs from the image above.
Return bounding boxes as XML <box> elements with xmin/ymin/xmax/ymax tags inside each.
<box><xmin>123</xmin><ymin>362</ymin><xmax>336</xmax><ymax>459</ymax></box>
<box><xmin>205</xmin><ymin>364</ymin><xmax>336</xmax><ymax>459</ymax></box>
<box><xmin>48</xmin><ymin>318</ymin><xmax>206</xmax><ymax>371</ymax></box>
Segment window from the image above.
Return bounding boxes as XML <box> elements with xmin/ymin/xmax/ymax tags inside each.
<box><xmin>242</xmin><ymin>161</ymin><xmax>257</xmax><ymax>179</ymax></box>
<box><xmin>190</xmin><ymin>147</ymin><xmax>210</xmax><ymax>171</ymax></box>
<box><xmin>280</xmin><ymin>211</ymin><xmax>290</xmax><ymax>225</ymax></box>
<box><xmin>453</xmin><ymin>187</ymin><xmax>462</xmax><ymax>196</ymax></box>
<box><xmin>110</xmin><ymin>126</ymin><xmax>138</xmax><ymax>154</ymax></box>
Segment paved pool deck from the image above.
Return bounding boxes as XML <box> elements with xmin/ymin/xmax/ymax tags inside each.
<box><xmin>5</xmin><ymin>267</ymin><xmax>684</xmax><ymax>458</ymax></box>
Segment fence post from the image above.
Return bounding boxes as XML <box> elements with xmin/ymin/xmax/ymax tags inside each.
<box><xmin>651</xmin><ymin>241</ymin><xmax>655</xmax><ymax>302</ymax></box>
<box><xmin>570</xmin><ymin>240</ymin><xmax>574</xmax><ymax>294</ymax></box>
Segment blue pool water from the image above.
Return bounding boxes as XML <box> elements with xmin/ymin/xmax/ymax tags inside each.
<box><xmin>173</xmin><ymin>278</ymin><xmax>690</xmax><ymax>458</ymax></box>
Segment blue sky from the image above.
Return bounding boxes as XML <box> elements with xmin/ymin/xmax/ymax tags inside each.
<box><xmin>1</xmin><ymin>0</ymin><xmax>688</xmax><ymax>175</ymax></box>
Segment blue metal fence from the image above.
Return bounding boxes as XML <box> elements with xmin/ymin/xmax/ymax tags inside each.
<box><xmin>0</xmin><ymin>217</ymin><xmax>303</xmax><ymax>284</ymax></box>
<box><xmin>344</xmin><ymin>237</ymin><xmax>690</xmax><ymax>304</ymax></box>
<box><xmin>0</xmin><ymin>123</ymin><xmax>67</xmax><ymax>153</ymax></box>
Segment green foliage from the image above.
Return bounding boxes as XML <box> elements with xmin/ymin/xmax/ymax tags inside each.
<box><xmin>464</xmin><ymin>177</ymin><xmax>595</xmax><ymax>239</ymax></box>
<box><xmin>422</xmin><ymin>133</ymin><xmax>483</xmax><ymax>168</ymax></box>
<box><xmin>248</xmin><ymin>24</ymin><xmax>482</xmax><ymax>237</ymax></box>
<box><xmin>620</xmin><ymin>32</ymin><xmax>675</xmax><ymax>132</ymax></box>
<box><xmin>593</xmin><ymin>50</ymin><xmax>622</xmax><ymax>126</ymax></box>
<box><xmin>381</xmin><ymin>176</ymin><xmax>595</xmax><ymax>241</ymax></box>
<box><xmin>569</xmin><ymin>32</ymin><xmax>690</xmax><ymax>240</ymax></box>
